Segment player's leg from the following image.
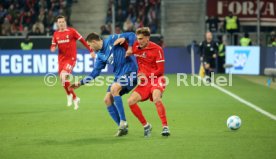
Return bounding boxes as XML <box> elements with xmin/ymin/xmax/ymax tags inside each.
<box><xmin>128</xmin><ymin>91</ymin><xmax>152</xmax><ymax>137</ymax></box>
<box><xmin>104</xmin><ymin>91</ymin><xmax>120</xmax><ymax>126</ymax></box>
<box><xmin>59</xmin><ymin>61</ymin><xmax>79</xmax><ymax>109</ymax></box>
<box><xmin>204</xmin><ymin>61</ymin><xmax>212</xmax><ymax>82</ymax></box>
<box><xmin>110</xmin><ymin>83</ymin><xmax>126</xmax><ymax>122</ymax></box>
<box><xmin>128</xmin><ymin>92</ymin><xmax>146</xmax><ymax>126</ymax></box>
<box><xmin>152</xmin><ymin>89</ymin><xmax>170</xmax><ymax>136</ymax></box>
<box><xmin>110</xmin><ymin>82</ymin><xmax>128</xmax><ymax>136</ymax></box>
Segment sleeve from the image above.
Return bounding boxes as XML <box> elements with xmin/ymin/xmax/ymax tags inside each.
<box><xmin>50</xmin><ymin>33</ymin><xmax>57</xmax><ymax>48</ymax></box>
<box><xmin>72</xmin><ymin>28</ymin><xmax>93</xmax><ymax>52</ymax></box>
<box><xmin>147</xmin><ymin>48</ymin><xmax>165</xmax><ymax>77</ymax></box>
<box><xmin>119</xmin><ymin>32</ymin><xmax>136</xmax><ymax>46</ymax></box>
<box><xmin>80</xmin><ymin>57</ymin><xmax>106</xmax><ymax>85</ymax></box>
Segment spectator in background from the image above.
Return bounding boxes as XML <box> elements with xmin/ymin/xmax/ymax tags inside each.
<box><xmin>239</xmin><ymin>32</ymin><xmax>252</xmax><ymax>46</ymax></box>
<box><xmin>134</xmin><ymin>18</ymin><xmax>143</xmax><ymax>29</ymax></box>
<box><xmin>0</xmin><ymin>5</ymin><xmax>7</xmax><ymax>24</ymax></box>
<box><xmin>105</xmin><ymin>9</ymin><xmax>112</xmax><ymax>24</ymax></box>
<box><xmin>32</xmin><ymin>20</ymin><xmax>45</xmax><ymax>34</ymax></box>
<box><xmin>20</xmin><ymin>35</ymin><xmax>33</xmax><ymax>50</ymax></box>
<box><xmin>10</xmin><ymin>18</ymin><xmax>23</xmax><ymax>35</ymax></box>
<box><xmin>38</xmin><ymin>8</ymin><xmax>47</xmax><ymax>26</ymax></box>
<box><xmin>123</xmin><ymin>17</ymin><xmax>134</xmax><ymax>32</ymax></box>
<box><xmin>100</xmin><ymin>25</ymin><xmax>110</xmax><ymax>35</ymax></box>
<box><xmin>126</xmin><ymin>4</ymin><xmax>136</xmax><ymax>23</ymax></box>
<box><xmin>22</xmin><ymin>11</ymin><xmax>34</xmax><ymax>28</ymax></box>
<box><xmin>206</xmin><ymin>16</ymin><xmax>221</xmax><ymax>33</ymax></box>
<box><xmin>115</xmin><ymin>25</ymin><xmax>121</xmax><ymax>34</ymax></box>
<box><xmin>115</xmin><ymin>8</ymin><xmax>125</xmax><ymax>28</ymax></box>
<box><xmin>46</xmin><ymin>10</ymin><xmax>55</xmax><ymax>28</ymax></box>
<box><xmin>21</xmin><ymin>26</ymin><xmax>29</xmax><ymax>37</ymax></box>
<box><xmin>1</xmin><ymin>17</ymin><xmax>11</xmax><ymax>35</ymax></box>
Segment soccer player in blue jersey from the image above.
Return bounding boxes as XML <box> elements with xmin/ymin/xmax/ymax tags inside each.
<box><xmin>70</xmin><ymin>32</ymin><xmax>137</xmax><ymax>137</ymax></box>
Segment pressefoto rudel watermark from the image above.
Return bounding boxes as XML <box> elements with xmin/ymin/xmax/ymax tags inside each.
<box><xmin>44</xmin><ymin>72</ymin><xmax>232</xmax><ymax>87</ymax></box>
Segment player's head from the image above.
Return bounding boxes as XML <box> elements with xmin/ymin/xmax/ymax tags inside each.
<box><xmin>56</xmin><ymin>15</ymin><xmax>67</xmax><ymax>31</ymax></box>
<box><xmin>86</xmin><ymin>32</ymin><xmax>103</xmax><ymax>51</ymax></box>
<box><xmin>136</xmin><ymin>27</ymin><xmax>150</xmax><ymax>49</ymax></box>
<box><xmin>205</xmin><ymin>31</ymin><xmax>213</xmax><ymax>42</ymax></box>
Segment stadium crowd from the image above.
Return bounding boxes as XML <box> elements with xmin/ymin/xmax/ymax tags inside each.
<box><xmin>101</xmin><ymin>0</ymin><xmax>161</xmax><ymax>35</ymax></box>
<box><xmin>0</xmin><ymin>0</ymin><xmax>74</xmax><ymax>36</ymax></box>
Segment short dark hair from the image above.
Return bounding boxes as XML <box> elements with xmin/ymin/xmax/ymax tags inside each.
<box><xmin>86</xmin><ymin>32</ymin><xmax>101</xmax><ymax>42</ymax></box>
<box><xmin>56</xmin><ymin>15</ymin><xmax>66</xmax><ymax>22</ymax></box>
<box><xmin>136</xmin><ymin>27</ymin><xmax>151</xmax><ymax>36</ymax></box>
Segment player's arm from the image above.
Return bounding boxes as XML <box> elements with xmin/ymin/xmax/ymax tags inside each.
<box><xmin>147</xmin><ymin>49</ymin><xmax>165</xmax><ymax>77</ymax></box>
<box><xmin>70</xmin><ymin>58</ymin><xmax>106</xmax><ymax>89</ymax></box>
<box><xmin>113</xmin><ymin>32</ymin><xmax>136</xmax><ymax>56</ymax></box>
<box><xmin>50</xmin><ymin>33</ymin><xmax>57</xmax><ymax>52</ymax></box>
<box><xmin>73</xmin><ymin>28</ymin><xmax>96</xmax><ymax>58</ymax></box>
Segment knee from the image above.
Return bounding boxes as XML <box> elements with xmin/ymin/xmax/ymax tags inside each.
<box><xmin>110</xmin><ymin>84</ymin><xmax>121</xmax><ymax>96</ymax></box>
<box><xmin>153</xmin><ymin>96</ymin><xmax>162</xmax><ymax>103</ymax></box>
<box><xmin>104</xmin><ymin>97</ymin><xmax>112</xmax><ymax>106</ymax></box>
<box><xmin>127</xmin><ymin>97</ymin><xmax>136</xmax><ymax>106</ymax></box>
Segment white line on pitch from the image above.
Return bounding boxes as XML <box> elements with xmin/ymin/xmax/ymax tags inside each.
<box><xmin>196</xmin><ymin>76</ymin><xmax>276</xmax><ymax>121</ymax></box>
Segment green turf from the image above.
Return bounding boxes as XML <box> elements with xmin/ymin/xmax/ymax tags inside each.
<box><xmin>0</xmin><ymin>75</ymin><xmax>275</xmax><ymax>159</ymax></box>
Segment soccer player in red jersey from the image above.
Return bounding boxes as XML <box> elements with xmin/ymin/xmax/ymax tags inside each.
<box><xmin>114</xmin><ymin>27</ymin><xmax>170</xmax><ymax>137</ymax></box>
<box><xmin>50</xmin><ymin>15</ymin><xmax>95</xmax><ymax>110</ymax></box>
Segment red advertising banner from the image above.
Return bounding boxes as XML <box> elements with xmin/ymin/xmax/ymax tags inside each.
<box><xmin>207</xmin><ymin>0</ymin><xmax>276</xmax><ymax>26</ymax></box>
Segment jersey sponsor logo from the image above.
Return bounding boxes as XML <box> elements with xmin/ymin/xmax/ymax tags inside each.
<box><xmin>57</xmin><ymin>39</ymin><xmax>70</xmax><ymax>44</ymax></box>
<box><xmin>134</xmin><ymin>52</ymin><xmax>147</xmax><ymax>58</ymax></box>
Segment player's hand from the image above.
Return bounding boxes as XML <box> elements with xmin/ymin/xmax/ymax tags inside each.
<box><xmin>70</xmin><ymin>82</ymin><xmax>81</xmax><ymax>90</ymax></box>
<box><xmin>90</xmin><ymin>51</ymin><xmax>96</xmax><ymax>59</ymax></box>
<box><xmin>50</xmin><ymin>46</ymin><xmax>56</xmax><ymax>52</ymax></box>
<box><xmin>114</xmin><ymin>38</ymin><xmax>126</xmax><ymax>46</ymax></box>
<box><xmin>125</xmin><ymin>46</ymin><xmax>133</xmax><ymax>57</ymax></box>
<box><xmin>213</xmin><ymin>54</ymin><xmax>217</xmax><ymax>58</ymax></box>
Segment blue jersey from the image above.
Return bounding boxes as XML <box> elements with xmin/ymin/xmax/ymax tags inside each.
<box><xmin>80</xmin><ymin>33</ymin><xmax>137</xmax><ymax>85</ymax></box>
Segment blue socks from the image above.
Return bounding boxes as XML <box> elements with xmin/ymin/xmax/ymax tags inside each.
<box><xmin>113</xmin><ymin>96</ymin><xmax>126</xmax><ymax>121</ymax></box>
<box><xmin>107</xmin><ymin>104</ymin><xmax>120</xmax><ymax>126</ymax></box>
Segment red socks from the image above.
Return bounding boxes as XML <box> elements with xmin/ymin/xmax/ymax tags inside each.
<box><xmin>130</xmin><ymin>101</ymin><xmax>168</xmax><ymax>127</ymax></box>
<box><xmin>130</xmin><ymin>104</ymin><xmax>147</xmax><ymax>126</ymax></box>
<box><xmin>155</xmin><ymin>101</ymin><xmax>168</xmax><ymax>127</ymax></box>
<box><xmin>63</xmin><ymin>81</ymin><xmax>76</xmax><ymax>99</ymax></box>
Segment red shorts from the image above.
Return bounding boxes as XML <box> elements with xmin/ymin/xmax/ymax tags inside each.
<box><xmin>134</xmin><ymin>76</ymin><xmax>166</xmax><ymax>102</ymax></box>
<box><xmin>58</xmin><ymin>60</ymin><xmax>76</xmax><ymax>74</ymax></box>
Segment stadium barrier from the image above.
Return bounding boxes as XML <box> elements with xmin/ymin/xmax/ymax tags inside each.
<box><xmin>0</xmin><ymin>47</ymin><xmax>275</xmax><ymax>76</ymax></box>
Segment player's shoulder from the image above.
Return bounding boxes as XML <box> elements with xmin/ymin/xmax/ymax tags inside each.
<box><xmin>67</xmin><ymin>27</ymin><xmax>75</xmax><ymax>31</ymax></box>
<box><xmin>149</xmin><ymin>41</ymin><xmax>163</xmax><ymax>51</ymax></box>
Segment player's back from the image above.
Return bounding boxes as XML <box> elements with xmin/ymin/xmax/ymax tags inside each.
<box><xmin>97</xmin><ymin>34</ymin><xmax>137</xmax><ymax>78</ymax></box>
<box><xmin>133</xmin><ymin>41</ymin><xmax>164</xmax><ymax>76</ymax></box>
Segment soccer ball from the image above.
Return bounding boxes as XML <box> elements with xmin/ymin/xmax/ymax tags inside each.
<box><xmin>227</xmin><ymin>115</ymin><xmax>241</xmax><ymax>130</ymax></box>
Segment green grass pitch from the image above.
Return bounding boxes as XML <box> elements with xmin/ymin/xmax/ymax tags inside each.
<box><xmin>0</xmin><ymin>74</ymin><xmax>275</xmax><ymax>159</ymax></box>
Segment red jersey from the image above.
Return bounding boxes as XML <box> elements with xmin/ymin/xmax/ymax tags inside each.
<box><xmin>51</xmin><ymin>27</ymin><xmax>92</xmax><ymax>63</ymax></box>
<box><xmin>132</xmin><ymin>41</ymin><xmax>165</xmax><ymax>77</ymax></box>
